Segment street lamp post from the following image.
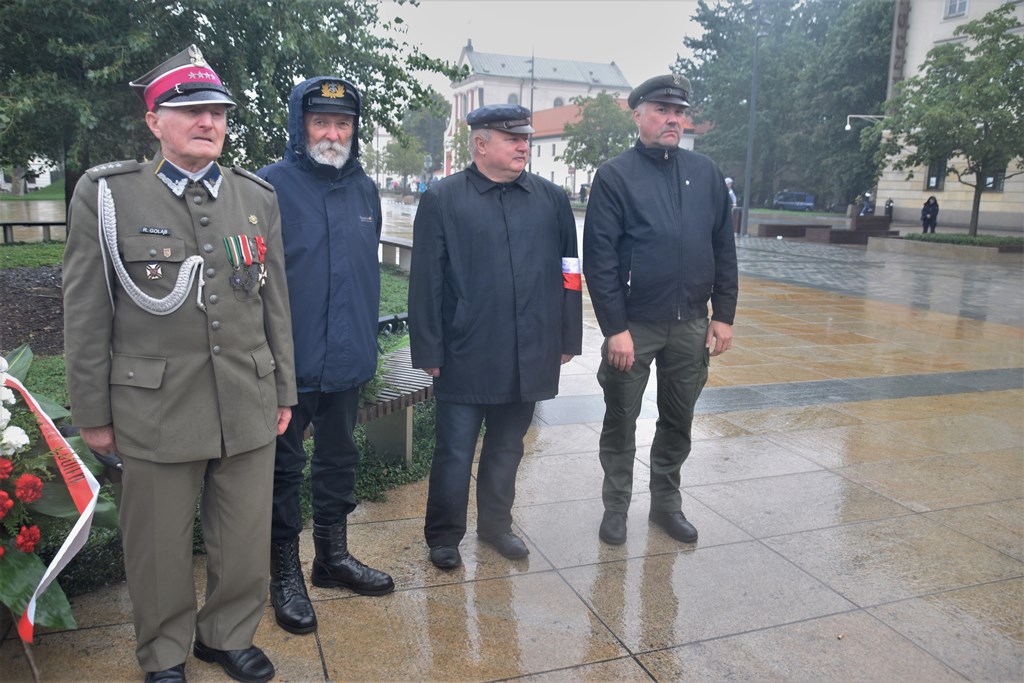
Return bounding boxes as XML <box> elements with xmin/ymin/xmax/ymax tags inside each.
<box><xmin>845</xmin><ymin>114</ymin><xmax>884</xmax><ymax>130</ymax></box>
<box><xmin>739</xmin><ymin>1</ymin><xmax>768</xmax><ymax>237</ymax></box>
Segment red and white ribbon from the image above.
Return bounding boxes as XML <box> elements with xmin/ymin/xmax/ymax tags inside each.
<box><xmin>561</xmin><ymin>257</ymin><xmax>582</xmax><ymax>292</ymax></box>
<box><xmin>3</xmin><ymin>376</ymin><xmax>100</xmax><ymax>643</ymax></box>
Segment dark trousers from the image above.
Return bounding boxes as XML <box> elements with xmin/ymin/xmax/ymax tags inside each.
<box><xmin>424</xmin><ymin>399</ymin><xmax>536</xmax><ymax>547</ymax></box>
<box><xmin>272</xmin><ymin>387</ymin><xmax>361</xmax><ymax>543</ymax></box>
<box><xmin>597</xmin><ymin>318</ymin><xmax>709</xmax><ymax>513</ymax></box>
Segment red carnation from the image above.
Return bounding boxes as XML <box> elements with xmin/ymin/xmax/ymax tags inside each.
<box><xmin>0</xmin><ymin>545</ymin><xmax>5</xmax><ymax>560</ymax></box>
<box><xmin>14</xmin><ymin>473</ymin><xmax>43</xmax><ymax>504</ymax></box>
<box><xmin>0</xmin><ymin>490</ymin><xmax>12</xmax><ymax>519</ymax></box>
<box><xmin>0</xmin><ymin>457</ymin><xmax>12</xmax><ymax>479</ymax></box>
<box><xmin>16</xmin><ymin>525</ymin><xmax>41</xmax><ymax>553</ymax></box>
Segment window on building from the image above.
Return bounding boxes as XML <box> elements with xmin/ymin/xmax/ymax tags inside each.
<box><xmin>553</xmin><ymin>97</ymin><xmax>565</xmax><ymax>107</ymax></box>
<box><xmin>535</xmin><ymin>145</ymin><xmax>541</xmax><ymax>157</ymax></box>
<box><xmin>478</xmin><ymin>88</ymin><xmax>485</xmax><ymax>107</ymax></box>
<box><xmin>925</xmin><ymin>159</ymin><xmax>947</xmax><ymax>191</ymax></box>
<box><xmin>983</xmin><ymin>168</ymin><xmax>1006</xmax><ymax>192</ymax></box>
<box><xmin>507</xmin><ymin>93</ymin><xmax>519</xmax><ymax>105</ymax></box>
<box><xmin>944</xmin><ymin>0</ymin><xmax>967</xmax><ymax>18</ymax></box>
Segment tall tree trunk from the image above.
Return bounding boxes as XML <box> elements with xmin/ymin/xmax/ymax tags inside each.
<box><xmin>969</xmin><ymin>172</ymin><xmax>984</xmax><ymax>237</ymax></box>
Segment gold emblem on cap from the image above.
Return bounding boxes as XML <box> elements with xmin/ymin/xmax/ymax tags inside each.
<box><xmin>248</xmin><ymin>215</ymin><xmax>258</xmax><ymax>225</ymax></box>
<box><xmin>188</xmin><ymin>45</ymin><xmax>208</xmax><ymax>68</ymax></box>
<box><xmin>321</xmin><ymin>82</ymin><xmax>345</xmax><ymax>99</ymax></box>
<box><xmin>672</xmin><ymin>74</ymin><xmax>683</xmax><ymax>86</ymax></box>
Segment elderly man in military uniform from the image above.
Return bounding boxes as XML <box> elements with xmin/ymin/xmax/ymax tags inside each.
<box><xmin>63</xmin><ymin>45</ymin><xmax>296</xmax><ymax>683</ymax></box>
<box><xmin>409</xmin><ymin>103</ymin><xmax>583</xmax><ymax>569</ymax></box>
<box><xmin>583</xmin><ymin>74</ymin><xmax>737</xmax><ymax>548</ymax></box>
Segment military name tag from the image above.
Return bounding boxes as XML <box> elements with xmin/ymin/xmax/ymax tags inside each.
<box><xmin>140</xmin><ymin>226</ymin><xmax>171</xmax><ymax>236</ymax></box>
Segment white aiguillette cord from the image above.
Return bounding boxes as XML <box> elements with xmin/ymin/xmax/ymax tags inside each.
<box><xmin>98</xmin><ymin>177</ymin><xmax>206</xmax><ymax>314</ymax></box>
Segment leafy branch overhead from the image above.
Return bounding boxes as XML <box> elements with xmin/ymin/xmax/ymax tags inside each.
<box><xmin>0</xmin><ymin>0</ymin><xmax>460</xmax><ymax>199</ymax></box>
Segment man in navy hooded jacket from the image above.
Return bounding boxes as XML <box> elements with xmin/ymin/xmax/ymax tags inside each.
<box><xmin>257</xmin><ymin>76</ymin><xmax>393</xmax><ymax>636</ymax></box>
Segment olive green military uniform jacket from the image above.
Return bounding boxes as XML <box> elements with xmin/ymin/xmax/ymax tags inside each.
<box><xmin>63</xmin><ymin>156</ymin><xmax>297</xmax><ymax>463</ymax></box>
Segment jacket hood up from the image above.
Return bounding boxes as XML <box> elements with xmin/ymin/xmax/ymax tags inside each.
<box><xmin>284</xmin><ymin>76</ymin><xmax>362</xmax><ymax>169</ymax></box>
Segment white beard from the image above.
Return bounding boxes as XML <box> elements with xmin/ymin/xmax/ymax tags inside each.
<box><xmin>308</xmin><ymin>139</ymin><xmax>351</xmax><ymax>168</ymax></box>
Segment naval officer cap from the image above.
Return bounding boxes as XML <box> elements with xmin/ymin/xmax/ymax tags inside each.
<box><xmin>466</xmin><ymin>104</ymin><xmax>534</xmax><ymax>134</ymax></box>
<box><xmin>130</xmin><ymin>44</ymin><xmax>236</xmax><ymax>112</ymax></box>
<box><xmin>627</xmin><ymin>73</ymin><xmax>692</xmax><ymax>109</ymax></box>
<box><xmin>302</xmin><ymin>79</ymin><xmax>360</xmax><ymax>117</ymax></box>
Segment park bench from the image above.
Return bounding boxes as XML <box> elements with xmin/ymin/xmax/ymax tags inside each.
<box><xmin>1</xmin><ymin>220</ymin><xmax>66</xmax><ymax>244</ymax></box>
<box><xmin>357</xmin><ymin>346</ymin><xmax>432</xmax><ymax>465</ymax></box>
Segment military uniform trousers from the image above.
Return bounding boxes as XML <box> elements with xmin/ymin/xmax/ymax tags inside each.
<box><xmin>425</xmin><ymin>400</ymin><xmax>536</xmax><ymax>547</ymax></box>
<box><xmin>119</xmin><ymin>442</ymin><xmax>275</xmax><ymax>672</ymax></box>
<box><xmin>597</xmin><ymin>317</ymin><xmax>709</xmax><ymax>513</ymax></box>
<box><xmin>272</xmin><ymin>387</ymin><xmax>361</xmax><ymax>543</ymax></box>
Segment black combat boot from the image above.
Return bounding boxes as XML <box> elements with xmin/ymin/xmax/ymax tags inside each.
<box><xmin>311</xmin><ymin>521</ymin><xmax>395</xmax><ymax>595</ymax></box>
<box><xmin>269</xmin><ymin>537</ymin><xmax>317</xmax><ymax>634</ymax></box>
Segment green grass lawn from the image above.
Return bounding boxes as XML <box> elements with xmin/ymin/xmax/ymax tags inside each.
<box><xmin>0</xmin><ymin>183</ymin><xmax>64</xmax><ymax>201</ymax></box>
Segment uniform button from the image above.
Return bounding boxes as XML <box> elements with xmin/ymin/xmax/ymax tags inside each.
<box><xmin>148</xmin><ymin>248</ymin><xmax>157</xmax><ymax>257</ymax></box>
<box><xmin>209</xmin><ymin>294</ymin><xmax>219</xmax><ymax>304</ymax></box>
<box><xmin>127</xmin><ymin>371</ymin><xmax>135</xmax><ymax>379</ymax></box>
<box><xmin>212</xmin><ymin>345</ymin><xmax>221</xmax><ymax>355</ymax></box>
<box><xmin>270</xmin><ymin>360</ymin><xmax>276</xmax><ymax>368</ymax></box>
<box><xmin>211</xmin><ymin>321</ymin><xmax>221</xmax><ymax>330</ymax></box>
<box><xmin>193</xmin><ymin>195</ymin><xmax>203</xmax><ymax>205</ymax></box>
<box><xmin>206</xmin><ymin>268</ymin><xmax>216</xmax><ymax>278</ymax></box>
<box><xmin>200</xmin><ymin>216</ymin><xmax>210</xmax><ymax>226</ymax></box>
<box><xmin>203</xmin><ymin>243</ymin><xmax>214</xmax><ymax>253</ymax></box>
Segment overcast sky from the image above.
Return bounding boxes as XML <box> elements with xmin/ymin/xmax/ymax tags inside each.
<box><xmin>384</xmin><ymin>0</ymin><xmax>703</xmax><ymax>96</ymax></box>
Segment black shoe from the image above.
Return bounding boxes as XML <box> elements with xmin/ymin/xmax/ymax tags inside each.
<box><xmin>193</xmin><ymin>641</ymin><xmax>274</xmax><ymax>683</ymax></box>
<box><xmin>599</xmin><ymin>511</ymin><xmax>628</xmax><ymax>545</ymax></box>
<box><xmin>144</xmin><ymin>664</ymin><xmax>186</xmax><ymax>682</ymax></box>
<box><xmin>269</xmin><ymin>537</ymin><xmax>316</xmax><ymax>634</ymax></box>
<box><xmin>649</xmin><ymin>510</ymin><xmax>698</xmax><ymax>544</ymax></box>
<box><xmin>429</xmin><ymin>545</ymin><xmax>462</xmax><ymax>569</ymax></box>
<box><xmin>311</xmin><ymin>522</ymin><xmax>395</xmax><ymax>595</ymax></box>
<box><xmin>478</xmin><ymin>531</ymin><xmax>529</xmax><ymax>559</ymax></box>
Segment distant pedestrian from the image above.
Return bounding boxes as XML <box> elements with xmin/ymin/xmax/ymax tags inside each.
<box><xmin>724</xmin><ymin>177</ymin><xmax>737</xmax><ymax>209</ymax></box>
<box><xmin>921</xmin><ymin>196</ymin><xmax>939</xmax><ymax>234</ymax></box>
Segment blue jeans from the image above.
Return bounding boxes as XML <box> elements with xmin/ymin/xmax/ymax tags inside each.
<box><xmin>424</xmin><ymin>399</ymin><xmax>536</xmax><ymax>547</ymax></box>
<box><xmin>272</xmin><ymin>387</ymin><xmax>361</xmax><ymax>543</ymax></box>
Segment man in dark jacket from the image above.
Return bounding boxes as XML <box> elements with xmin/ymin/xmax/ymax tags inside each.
<box><xmin>409</xmin><ymin>104</ymin><xmax>583</xmax><ymax>569</ymax></box>
<box><xmin>583</xmin><ymin>74</ymin><xmax>737</xmax><ymax>547</ymax></box>
<box><xmin>257</xmin><ymin>76</ymin><xmax>393</xmax><ymax>636</ymax></box>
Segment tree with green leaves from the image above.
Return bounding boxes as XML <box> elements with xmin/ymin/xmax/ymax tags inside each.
<box><xmin>385</xmin><ymin>138</ymin><xmax>425</xmax><ymax>189</ymax></box>
<box><xmin>401</xmin><ymin>90</ymin><xmax>449</xmax><ymax>174</ymax></box>
<box><xmin>676</xmin><ymin>0</ymin><xmax>891</xmax><ymax>209</ymax></box>
<box><xmin>0</xmin><ymin>0</ymin><xmax>456</xmax><ymax>207</ymax></box>
<box><xmin>877</xmin><ymin>3</ymin><xmax>1024</xmax><ymax>235</ymax></box>
<box><xmin>558</xmin><ymin>92</ymin><xmax>635</xmax><ymax>175</ymax></box>
<box><xmin>448</xmin><ymin>121</ymin><xmax>472</xmax><ymax>172</ymax></box>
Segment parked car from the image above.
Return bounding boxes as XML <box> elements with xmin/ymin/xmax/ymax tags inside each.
<box><xmin>771</xmin><ymin>190</ymin><xmax>815</xmax><ymax>212</ymax></box>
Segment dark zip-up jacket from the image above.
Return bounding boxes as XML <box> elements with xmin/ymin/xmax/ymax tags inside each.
<box><xmin>257</xmin><ymin>76</ymin><xmax>382</xmax><ymax>393</ymax></box>
<box><xmin>583</xmin><ymin>140</ymin><xmax>737</xmax><ymax>337</ymax></box>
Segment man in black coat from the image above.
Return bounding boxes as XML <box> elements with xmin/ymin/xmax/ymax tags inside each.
<box><xmin>409</xmin><ymin>104</ymin><xmax>583</xmax><ymax>569</ymax></box>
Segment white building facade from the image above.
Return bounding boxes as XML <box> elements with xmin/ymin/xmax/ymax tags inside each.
<box><xmin>878</xmin><ymin>0</ymin><xmax>1023</xmax><ymax>230</ymax></box>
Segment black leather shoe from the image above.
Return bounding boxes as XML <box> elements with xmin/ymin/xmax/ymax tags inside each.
<box><xmin>144</xmin><ymin>664</ymin><xmax>186</xmax><ymax>682</ymax></box>
<box><xmin>193</xmin><ymin>641</ymin><xmax>274</xmax><ymax>683</ymax></box>
<box><xmin>429</xmin><ymin>545</ymin><xmax>462</xmax><ymax>569</ymax></box>
<box><xmin>599</xmin><ymin>511</ymin><xmax>628</xmax><ymax>545</ymax></box>
<box><xmin>311</xmin><ymin>522</ymin><xmax>395</xmax><ymax>595</ymax></box>
<box><xmin>269</xmin><ymin>537</ymin><xmax>316</xmax><ymax>634</ymax></box>
<box><xmin>649</xmin><ymin>510</ymin><xmax>698</xmax><ymax>544</ymax></box>
<box><xmin>478</xmin><ymin>531</ymin><xmax>529</xmax><ymax>559</ymax></box>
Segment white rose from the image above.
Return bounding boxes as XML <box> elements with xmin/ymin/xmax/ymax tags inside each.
<box><xmin>1</xmin><ymin>425</ymin><xmax>30</xmax><ymax>456</ymax></box>
<box><xmin>0</xmin><ymin>404</ymin><xmax>10</xmax><ymax>431</ymax></box>
<box><xmin>0</xmin><ymin>385</ymin><xmax>15</xmax><ymax>406</ymax></box>
<box><xmin>0</xmin><ymin>357</ymin><xmax>8</xmax><ymax>373</ymax></box>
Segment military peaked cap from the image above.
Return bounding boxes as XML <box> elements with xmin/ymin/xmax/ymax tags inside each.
<box><xmin>628</xmin><ymin>73</ymin><xmax>692</xmax><ymax>109</ymax></box>
<box><xmin>129</xmin><ymin>44</ymin><xmax>236</xmax><ymax>112</ymax></box>
<box><xmin>466</xmin><ymin>104</ymin><xmax>534</xmax><ymax>134</ymax></box>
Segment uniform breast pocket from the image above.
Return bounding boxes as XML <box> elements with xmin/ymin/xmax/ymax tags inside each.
<box><xmin>122</xmin><ymin>236</ymin><xmax>187</xmax><ymax>293</ymax></box>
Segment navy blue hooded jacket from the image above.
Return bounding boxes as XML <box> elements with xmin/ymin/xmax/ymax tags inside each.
<box><xmin>257</xmin><ymin>77</ymin><xmax>382</xmax><ymax>393</ymax></box>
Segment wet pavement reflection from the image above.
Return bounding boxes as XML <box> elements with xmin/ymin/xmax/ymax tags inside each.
<box><xmin>2</xmin><ymin>198</ymin><xmax>1021</xmax><ymax>681</ymax></box>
